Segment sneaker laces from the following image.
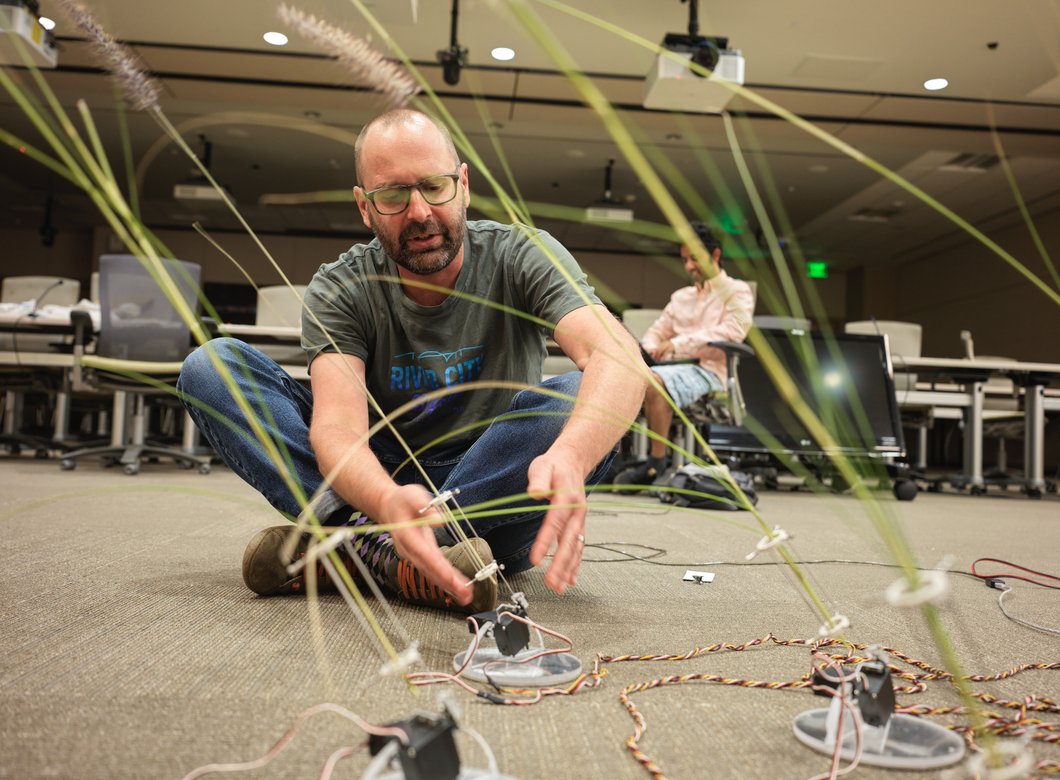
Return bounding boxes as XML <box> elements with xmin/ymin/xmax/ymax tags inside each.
<box><xmin>396</xmin><ymin>559</ymin><xmax>453</xmax><ymax>607</ymax></box>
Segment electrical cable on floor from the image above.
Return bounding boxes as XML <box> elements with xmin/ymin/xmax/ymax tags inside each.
<box><xmin>596</xmin><ymin>634</ymin><xmax>1059</xmax><ymax>780</ymax></box>
<box><xmin>581</xmin><ymin>542</ymin><xmax>987</xmax><ymax>583</ymax></box>
<box><xmin>992</xmin><ymin>580</ymin><xmax>1060</xmax><ymax>635</ymax></box>
<box><xmin>971</xmin><ymin>557</ymin><xmax>1060</xmax><ymax>590</ymax></box>
<box><xmin>179</xmin><ymin>703</ymin><xmax>403</xmax><ymax>779</ymax></box>
<box><xmin>585</xmin><ymin>544</ymin><xmax>1060</xmax><ymax>638</ymax></box>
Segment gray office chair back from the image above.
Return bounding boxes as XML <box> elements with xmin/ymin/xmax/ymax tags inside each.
<box><xmin>97</xmin><ymin>255</ymin><xmax>201</xmax><ymax>362</ymax></box>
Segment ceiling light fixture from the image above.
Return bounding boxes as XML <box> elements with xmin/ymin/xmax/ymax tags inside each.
<box><xmin>491</xmin><ymin>47</ymin><xmax>515</xmax><ymax>61</ymax></box>
<box><xmin>38</xmin><ymin>16</ymin><xmax>56</xmax><ymax>30</ymax></box>
<box><xmin>923</xmin><ymin>77</ymin><xmax>948</xmax><ymax>91</ymax></box>
<box><xmin>263</xmin><ymin>31</ymin><xmax>289</xmax><ymax>46</ymax></box>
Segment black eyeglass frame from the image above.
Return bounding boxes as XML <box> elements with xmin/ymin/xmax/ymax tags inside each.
<box><xmin>361</xmin><ymin>172</ymin><xmax>462</xmax><ymax>215</ymax></box>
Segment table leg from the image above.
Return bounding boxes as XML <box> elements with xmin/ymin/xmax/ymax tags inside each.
<box><xmin>1023</xmin><ymin>384</ymin><xmax>1045</xmax><ymax>494</ymax></box>
<box><xmin>963</xmin><ymin>381</ymin><xmax>984</xmax><ymax>490</ymax></box>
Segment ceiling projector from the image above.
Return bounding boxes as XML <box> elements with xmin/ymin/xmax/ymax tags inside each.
<box><xmin>643</xmin><ymin>33</ymin><xmax>744</xmax><ymax>114</ymax></box>
<box><xmin>174</xmin><ymin>178</ymin><xmax>234</xmax><ymax>206</ymax></box>
<box><xmin>0</xmin><ymin>0</ymin><xmax>57</xmax><ymax>68</ymax></box>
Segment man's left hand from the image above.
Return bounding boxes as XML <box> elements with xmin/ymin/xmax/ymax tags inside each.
<box><xmin>526</xmin><ymin>447</ymin><xmax>588</xmax><ymax>594</ymax></box>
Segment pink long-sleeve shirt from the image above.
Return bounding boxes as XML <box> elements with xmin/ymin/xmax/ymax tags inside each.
<box><xmin>641</xmin><ymin>270</ymin><xmax>755</xmax><ymax>382</ymax></box>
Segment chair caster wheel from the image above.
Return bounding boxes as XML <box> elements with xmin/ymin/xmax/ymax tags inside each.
<box><xmin>60</xmin><ymin>459</ymin><xmax>75</xmax><ymax>471</ymax></box>
<box><xmin>893</xmin><ymin>480</ymin><xmax>918</xmax><ymax>501</ymax></box>
<box><xmin>1024</xmin><ymin>488</ymin><xmax>1042</xmax><ymax>500</ymax></box>
<box><xmin>970</xmin><ymin>486</ymin><xmax>986</xmax><ymax>496</ymax></box>
<box><xmin>123</xmin><ymin>463</ymin><xmax>140</xmax><ymax>475</ymax></box>
<box><xmin>198</xmin><ymin>463</ymin><xmax>211</xmax><ymax>475</ymax></box>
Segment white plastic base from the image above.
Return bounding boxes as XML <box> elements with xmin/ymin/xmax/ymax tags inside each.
<box><xmin>453</xmin><ymin>647</ymin><xmax>583</xmax><ymax>687</ymax></box>
<box><xmin>793</xmin><ymin>706</ymin><xmax>965</xmax><ymax>770</ymax></box>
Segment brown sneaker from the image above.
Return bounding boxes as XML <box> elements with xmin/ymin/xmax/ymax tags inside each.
<box><xmin>241</xmin><ymin>526</ymin><xmax>360</xmax><ymax>596</ymax></box>
<box><xmin>391</xmin><ymin>537</ymin><xmax>498</xmax><ymax>614</ymax></box>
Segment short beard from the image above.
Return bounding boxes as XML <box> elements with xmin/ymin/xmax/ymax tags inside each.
<box><xmin>371</xmin><ymin>212</ymin><xmax>466</xmax><ymax>276</ymax></box>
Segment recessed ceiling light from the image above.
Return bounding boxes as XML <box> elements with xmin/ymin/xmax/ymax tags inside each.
<box><xmin>923</xmin><ymin>77</ymin><xmax>948</xmax><ymax>91</ymax></box>
<box><xmin>38</xmin><ymin>16</ymin><xmax>56</xmax><ymax>30</ymax></box>
<box><xmin>263</xmin><ymin>31</ymin><xmax>289</xmax><ymax>46</ymax></box>
<box><xmin>491</xmin><ymin>47</ymin><xmax>515</xmax><ymax>61</ymax></box>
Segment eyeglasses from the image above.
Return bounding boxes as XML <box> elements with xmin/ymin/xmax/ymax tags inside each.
<box><xmin>362</xmin><ymin>172</ymin><xmax>461</xmax><ymax>215</ymax></box>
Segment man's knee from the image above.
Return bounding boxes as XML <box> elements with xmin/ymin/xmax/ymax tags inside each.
<box><xmin>179</xmin><ymin>338</ymin><xmax>243</xmax><ymax>393</ymax></box>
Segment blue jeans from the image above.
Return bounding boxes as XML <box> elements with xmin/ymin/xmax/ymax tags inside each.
<box><xmin>176</xmin><ymin>338</ymin><xmax>614</xmax><ymax>574</ymax></box>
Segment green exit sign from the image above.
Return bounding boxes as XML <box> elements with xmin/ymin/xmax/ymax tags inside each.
<box><xmin>807</xmin><ymin>260</ymin><xmax>829</xmax><ymax>279</ymax></box>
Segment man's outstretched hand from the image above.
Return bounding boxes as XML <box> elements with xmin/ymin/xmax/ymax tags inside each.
<box><xmin>378</xmin><ymin>483</ymin><xmax>473</xmax><ymax>606</ymax></box>
<box><xmin>527</xmin><ymin>447</ymin><xmax>588</xmax><ymax>594</ymax></box>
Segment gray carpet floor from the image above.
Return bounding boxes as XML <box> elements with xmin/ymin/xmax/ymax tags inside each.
<box><xmin>1</xmin><ymin>457</ymin><xmax>1057</xmax><ymax>779</ymax></box>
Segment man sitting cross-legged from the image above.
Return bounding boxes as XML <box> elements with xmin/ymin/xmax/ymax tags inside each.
<box><xmin>177</xmin><ymin>108</ymin><xmax>646</xmax><ymax>613</ymax></box>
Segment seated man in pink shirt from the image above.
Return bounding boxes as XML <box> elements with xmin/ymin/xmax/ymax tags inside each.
<box><xmin>616</xmin><ymin>222</ymin><xmax>755</xmax><ymax>486</ymax></box>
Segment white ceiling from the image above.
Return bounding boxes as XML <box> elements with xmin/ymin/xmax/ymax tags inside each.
<box><xmin>2</xmin><ymin>0</ymin><xmax>1059</xmax><ymax>272</ymax></box>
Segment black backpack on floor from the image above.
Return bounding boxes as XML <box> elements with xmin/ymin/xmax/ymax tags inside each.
<box><xmin>662</xmin><ymin>464</ymin><xmax>758</xmax><ymax>510</ymax></box>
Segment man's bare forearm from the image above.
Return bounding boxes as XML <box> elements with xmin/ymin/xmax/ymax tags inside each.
<box><xmin>310</xmin><ymin>423</ymin><xmax>397</xmax><ymax>520</ymax></box>
<box><xmin>549</xmin><ymin>331</ymin><xmax>647</xmax><ymax>477</ymax></box>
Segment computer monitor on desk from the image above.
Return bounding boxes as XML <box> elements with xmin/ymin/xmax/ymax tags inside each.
<box><xmin>707</xmin><ymin>328</ymin><xmax>905</xmax><ymax>459</ymax></box>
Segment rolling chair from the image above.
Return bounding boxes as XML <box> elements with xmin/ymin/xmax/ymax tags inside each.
<box><xmin>1</xmin><ymin>275</ymin><xmax>82</xmax><ymax>456</ymax></box>
<box><xmin>619</xmin><ymin>307</ymin><xmax>753</xmax><ymax>472</ymax></box>
<box><xmin>60</xmin><ymin>255</ymin><xmax>211</xmax><ymax>475</ymax></box>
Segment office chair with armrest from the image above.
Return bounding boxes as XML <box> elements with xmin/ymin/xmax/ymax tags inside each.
<box><xmin>677</xmin><ymin>340</ymin><xmax>755</xmax><ymax>466</ymax></box>
<box><xmin>621</xmin><ymin>309</ymin><xmax>756</xmax><ymax>469</ymax></box>
<box><xmin>60</xmin><ymin>255</ymin><xmax>210</xmax><ymax>475</ymax></box>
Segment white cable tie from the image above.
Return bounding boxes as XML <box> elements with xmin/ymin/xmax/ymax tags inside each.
<box><xmin>418</xmin><ymin>488</ymin><xmax>461</xmax><ymax>515</ymax></box>
<box><xmin>745</xmin><ymin>526</ymin><xmax>791</xmax><ymax>560</ymax></box>
<box><xmin>967</xmin><ymin>740</ymin><xmax>1034</xmax><ymax>780</ymax></box>
<box><xmin>885</xmin><ymin>568</ymin><xmax>949</xmax><ymax>608</ymax></box>
<box><xmin>379</xmin><ymin>642</ymin><xmax>421</xmax><ymax>677</ymax></box>
<box><xmin>817</xmin><ymin>613</ymin><xmax>851</xmax><ymax>638</ymax></box>
<box><xmin>465</xmin><ymin>561</ymin><xmax>500</xmax><ymax>586</ymax></box>
<box><xmin>285</xmin><ymin>528</ymin><xmax>353</xmax><ymax>575</ymax></box>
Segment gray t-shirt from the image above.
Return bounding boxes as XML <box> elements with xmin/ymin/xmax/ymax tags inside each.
<box><xmin>301</xmin><ymin>220</ymin><xmax>600</xmax><ymax>452</ymax></box>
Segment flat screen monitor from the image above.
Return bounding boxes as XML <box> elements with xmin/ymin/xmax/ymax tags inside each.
<box><xmin>707</xmin><ymin>328</ymin><xmax>905</xmax><ymax>458</ymax></box>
